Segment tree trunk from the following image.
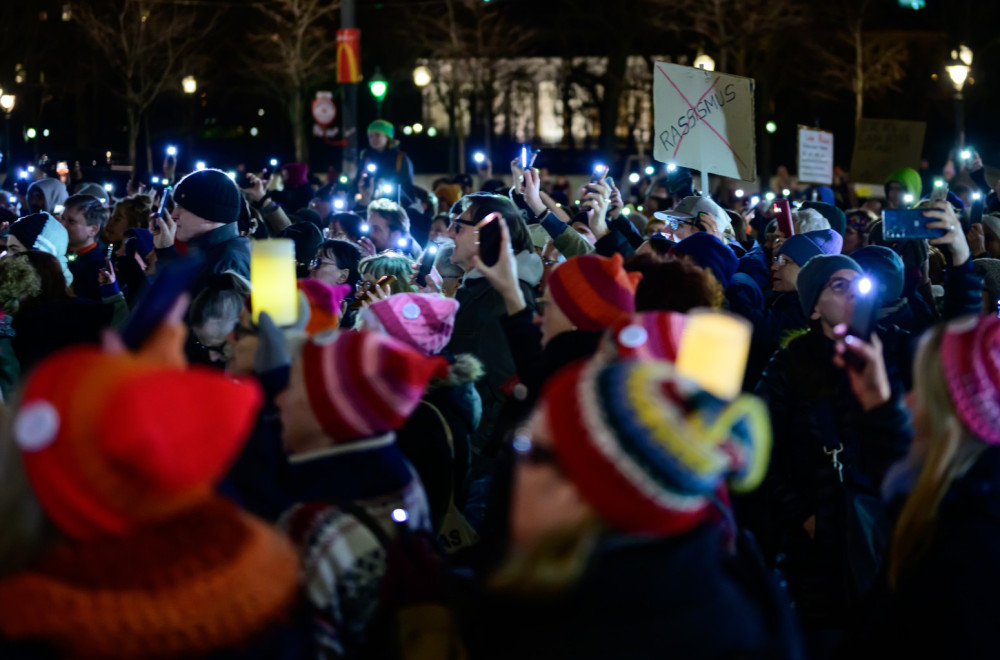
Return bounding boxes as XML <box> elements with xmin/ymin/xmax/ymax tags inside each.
<box><xmin>144</xmin><ymin>112</ymin><xmax>153</xmax><ymax>174</ymax></box>
<box><xmin>599</xmin><ymin>50</ymin><xmax>628</xmax><ymax>158</ymax></box>
<box><xmin>854</xmin><ymin>23</ymin><xmax>864</xmax><ymax>126</ymax></box>
<box><xmin>127</xmin><ymin>106</ymin><xmax>140</xmax><ymax>177</ymax></box>
<box><xmin>562</xmin><ymin>59</ymin><xmax>574</xmax><ymax>151</ymax></box>
<box><xmin>290</xmin><ymin>89</ymin><xmax>308</xmax><ymax>163</ymax></box>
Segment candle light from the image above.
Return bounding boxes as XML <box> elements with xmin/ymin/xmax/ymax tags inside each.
<box><xmin>675</xmin><ymin>310</ymin><xmax>752</xmax><ymax>400</ymax></box>
<box><xmin>251</xmin><ymin>239</ymin><xmax>297</xmax><ymax>325</ymax></box>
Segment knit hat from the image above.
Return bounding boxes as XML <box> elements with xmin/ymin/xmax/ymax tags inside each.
<box><xmin>26</xmin><ymin>178</ymin><xmax>68</xmax><ymax>214</ymax></box>
<box><xmin>607</xmin><ymin>312</ymin><xmax>687</xmax><ymax>362</ymax></box>
<box><xmin>366</xmin><ymin>293</ymin><xmax>460</xmax><ymax>355</ymax></box>
<box><xmin>885</xmin><ymin>167</ymin><xmax>922</xmax><ymax>201</ymax></box>
<box><xmin>368</xmin><ymin>119</ymin><xmax>395</xmax><ymax>139</ymax></box>
<box><xmin>983</xmin><ymin>214</ymin><xmax>1000</xmax><ymax>243</ymax></box>
<box><xmin>546</xmin><ymin>253</ymin><xmax>642</xmax><ymax>331</ymax></box>
<box><xmin>852</xmin><ymin>245</ymin><xmax>905</xmax><ymax>303</ymax></box>
<box><xmin>538</xmin><ymin>357</ymin><xmax>771</xmax><ymax>536</ymax></box>
<box><xmin>846</xmin><ymin>209</ymin><xmax>876</xmax><ymax>235</ymax></box>
<box><xmin>10</xmin><ymin>212</ymin><xmax>74</xmax><ymax>286</ymax></box>
<box><xmin>298</xmin><ymin>279</ymin><xmax>351</xmax><ymax>335</ymax></box>
<box><xmin>669</xmin><ymin>232</ymin><xmax>738</xmax><ymax>288</ymax></box>
<box><xmin>802</xmin><ymin>201</ymin><xmax>847</xmax><ymax>236</ymax></box>
<box><xmin>974</xmin><ymin>259</ymin><xmax>1000</xmax><ymax>311</ymax></box>
<box><xmin>279</xmin><ymin>220</ymin><xmax>324</xmax><ymax>267</ymax></box>
<box><xmin>301</xmin><ymin>330</ymin><xmax>450</xmax><ymax>443</ymax></box>
<box><xmin>173</xmin><ymin>169</ymin><xmax>242</xmax><ymax>225</ymax></box>
<box><xmin>941</xmin><ymin>315</ymin><xmax>1000</xmax><ymax>445</ymax></box>
<box><xmin>796</xmin><ymin>254</ymin><xmax>863</xmax><ymax>317</ymax></box>
<box><xmin>778</xmin><ymin>228</ymin><xmax>844</xmax><ymax>267</ymax></box>
<box><xmin>13</xmin><ymin>335</ymin><xmax>263</xmax><ymax>541</ymax></box>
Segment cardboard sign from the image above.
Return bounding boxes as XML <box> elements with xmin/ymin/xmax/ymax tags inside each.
<box><xmin>798</xmin><ymin>126</ymin><xmax>834</xmax><ymax>186</ymax></box>
<box><xmin>849</xmin><ymin>118</ymin><xmax>926</xmax><ymax>184</ymax></box>
<box><xmin>653</xmin><ymin>62</ymin><xmax>756</xmax><ymax>182</ymax></box>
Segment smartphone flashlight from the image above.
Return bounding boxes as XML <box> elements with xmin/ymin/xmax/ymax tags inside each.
<box><xmin>934</xmin><ymin>178</ymin><xmax>946</xmax><ymax>188</ymax></box>
<box><xmin>857</xmin><ymin>276</ymin><xmax>873</xmax><ymax>295</ymax></box>
<box><xmin>628</xmin><ymin>172</ymin><xmax>640</xmax><ymax>184</ymax></box>
<box><xmin>765</xmin><ymin>192</ymin><xmax>776</xmax><ymax>202</ymax></box>
<box><xmin>645</xmin><ymin>166</ymin><xmax>656</xmax><ymax>176</ymax></box>
<box><xmin>53</xmin><ymin>204</ymin><xmax>65</xmax><ymax>215</ymax></box>
<box><xmin>782</xmin><ymin>188</ymin><xmax>791</xmax><ymax>197</ymax></box>
<box><xmin>520</xmin><ymin>146</ymin><xmax>529</xmax><ymax>170</ymax></box>
<box><xmin>269</xmin><ymin>158</ymin><xmax>278</xmax><ymax>167</ymax></box>
<box><xmin>428</xmin><ymin>244</ymin><xmax>438</xmax><ymax>255</ymax></box>
<box><xmin>166</xmin><ymin>146</ymin><xmax>177</xmax><ymax>156</ymax></box>
<box><xmin>195</xmin><ymin>161</ymin><xmax>206</xmax><ymax>171</ymax></box>
<box><xmin>27</xmin><ymin>166</ymin><xmax>35</xmax><ymax>173</ymax></box>
<box><xmin>8</xmin><ymin>195</ymin><xmax>16</xmax><ymax>204</ymax></box>
<box><xmin>17</xmin><ymin>170</ymin><xmax>27</xmax><ymax>180</ymax></box>
<box><xmin>903</xmin><ymin>193</ymin><xmax>915</xmax><ymax>204</ymax></box>
<box><xmin>334</xmin><ymin>199</ymin><xmax>345</xmax><ymax>210</ymax></box>
<box><xmin>667</xmin><ymin>163</ymin><xmax>677</xmax><ymax>172</ymax></box>
<box><xmin>750</xmin><ymin>195</ymin><xmax>760</xmax><ymax>206</ymax></box>
<box><xmin>381</xmin><ymin>184</ymin><xmax>393</xmax><ymax>195</ymax></box>
<box><xmin>397</xmin><ymin>237</ymin><xmax>409</xmax><ymax>248</ymax></box>
<box><xmin>366</xmin><ymin>163</ymin><xmax>377</xmax><ymax>174</ymax></box>
<box><xmin>735</xmin><ymin>189</ymin><xmax>745</xmax><ymax>198</ymax></box>
<box><xmin>339</xmin><ymin>175</ymin><xmax>349</xmax><ymax>184</ymax></box>
<box><xmin>391</xmin><ymin>508</ymin><xmax>409</xmax><ymax>524</ymax></box>
<box><xmin>360</xmin><ymin>223</ymin><xmax>370</xmax><ymax>233</ymax></box>
<box><xmin>961</xmin><ymin>149</ymin><xmax>972</xmax><ymax>161</ymax></box>
<box><xmin>594</xmin><ymin>163</ymin><xmax>607</xmax><ymax>175</ymax></box>
<box><xmin>974</xmin><ymin>191</ymin><xmax>983</xmax><ymax>201</ymax></box>
<box><xmin>226</xmin><ymin>171</ymin><xmax>236</xmax><ymax>180</ymax></box>
<box><xmin>474</xmin><ymin>152</ymin><xmax>485</xmax><ymax>164</ymax></box>
<box><xmin>151</xmin><ymin>176</ymin><xmax>160</xmax><ymax>184</ymax></box>
<box><xmin>103</xmin><ymin>183</ymin><xmax>114</xmax><ymax>192</ymax></box>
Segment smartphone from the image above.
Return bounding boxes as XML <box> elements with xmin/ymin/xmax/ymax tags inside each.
<box><xmin>882</xmin><ymin>209</ymin><xmax>947</xmax><ymax>240</ymax></box>
<box><xmin>773</xmin><ymin>199</ymin><xmax>794</xmax><ymax>237</ymax></box>
<box><xmin>591</xmin><ymin>164</ymin><xmax>609</xmax><ymax>184</ymax></box>
<box><xmin>415</xmin><ymin>244</ymin><xmax>438</xmax><ymax>288</ymax></box>
<box><xmin>233</xmin><ymin>170</ymin><xmax>252</xmax><ymax>189</ymax></box>
<box><xmin>520</xmin><ymin>146</ymin><xmax>529</xmax><ymax>170</ymax></box>
<box><xmin>155</xmin><ymin>185</ymin><xmax>172</xmax><ymax>230</ymax></box>
<box><xmin>928</xmin><ymin>185</ymin><xmax>949</xmax><ymax>205</ymax></box>
<box><xmin>120</xmin><ymin>254</ymin><xmax>205</xmax><ymax>349</ymax></box>
<box><xmin>844</xmin><ymin>275</ymin><xmax>881</xmax><ymax>369</ymax></box>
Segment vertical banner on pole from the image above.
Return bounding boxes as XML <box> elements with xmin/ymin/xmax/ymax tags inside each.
<box><xmin>337</xmin><ymin>29</ymin><xmax>361</xmax><ymax>84</ymax></box>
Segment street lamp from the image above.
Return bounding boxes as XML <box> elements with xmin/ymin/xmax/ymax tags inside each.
<box><xmin>182</xmin><ymin>75</ymin><xmax>197</xmax><ymax>95</ymax></box>
<box><xmin>693</xmin><ymin>53</ymin><xmax>716</xmax><ymax>71</ymax></box>
<box><xmin>946</xmin><ymin>45</ymin><xmax>973</xmax><ymax>149</ymax></box>
<box><xmin>413</xmin><ymin>66</ymin><xmax>431</xmax><ymax>87</ymax></box>
<box><xmin>369</xmin><ymin>68</ymin><xmax>388</xmax><ymax>117</ymax></box>
<box><xmin>0</xmin><ymin>93</ymin><xmax>14</xmax><ymax>172</ymax></box>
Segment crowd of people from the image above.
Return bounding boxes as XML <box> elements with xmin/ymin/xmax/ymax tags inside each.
<box><xmin>0</xmin><ymin>116</ymin><xmax>999</xmax><ymax>659</ymax></box>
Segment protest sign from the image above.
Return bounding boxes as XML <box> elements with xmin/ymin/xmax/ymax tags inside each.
<box><xmin>797</xmin><ymin>126</ymin><xmax>834</xmax><ymax>185</ymax></box>
<box><xmin>653</xmin><ymin>62</ymin><xmax>756</xmax><ymax>182</ymax></box>
<box><xmin>849</xmin><ymin>118</ymin><xmax>926</xmax><ymax>184</ymax></box>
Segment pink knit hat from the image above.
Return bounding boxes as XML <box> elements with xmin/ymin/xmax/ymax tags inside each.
<box><xmin>302</xmin><ymin>330</ymin><xmax>450</xmax><ymax>443</ymax></box>
<box><xmin>941</xmin><ymin>315</ymin><xmax>1000</xmax><ymax>445</ymax></box>
<box><xmin>367</xmin><ymin>293</ymin><xmax>459</xmax><ymax>356</ymax></box>
<box><xmin>609</xmin><ymin>312</ymin><xmax>687</xmax><ymax>362</ymax></box>
<box><xmin>298</xmin><ymin>279</ymin><xmax>352</xmax><ymax>335</ymax></box>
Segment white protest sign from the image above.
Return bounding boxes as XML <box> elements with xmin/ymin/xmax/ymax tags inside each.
<box><xmin>653</xmin><ymin>62</ymin><xmax>756</xmax><ymax>182</ymax></box>
<box><xmin>797</xmin><ymin>126</ymin><xmax>834</xmax><ymax>186</ymax></box>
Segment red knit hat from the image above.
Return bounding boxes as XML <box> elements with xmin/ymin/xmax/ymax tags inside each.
<box><xmin>608</xmin><ymin>311</ymin><xmax>687</xmax><ymax>362</ymax></box>
<box><xmin>545</xmin><ymin>253</ymin><xmax>642</xmax><ymax>331</ymax></box>
<box><xmin>298</xmin><ymin>278</ymin><xmax>351</xmax><ymax>335</ymax></box>
<box><xmin>14</xmin><ymin>346</ymin><xmax>263</xmax><ymax>541</ymax></box>
<box><xmin>301</xmin><ymin>330</ymin><xmax>450</xmax><ymax>443</ymax></box>
<box><xmin>941</xmin><ymin>315</ymin><xmax>1000</xmax><ymax>445</ymax></box>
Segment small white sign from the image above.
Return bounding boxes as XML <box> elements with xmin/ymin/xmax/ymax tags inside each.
<box><xmin>798</xmin><ymin>126</ymin><xmax>834</xmax><ymax>186</ymax></box>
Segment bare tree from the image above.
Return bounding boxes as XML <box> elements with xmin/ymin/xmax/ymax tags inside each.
<box><xmin>245</xmin><ymin>0</ymin><xmax>340</xmax><ymax>163</ymax></box>
<box><xmin>72</xmin><ymin>0</ymin><xmax>218</xmax><ymax>174</ymax></box>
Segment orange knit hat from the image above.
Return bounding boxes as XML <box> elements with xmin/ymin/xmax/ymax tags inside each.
<box><xmin>14</xmin><ymin>328</ymin><xmax>263</xmax><ymax>540</ymax></box>
<box><xmin>545</xmin><ymin>253</ymin><xmax>643</xmax><ymax>331</ymax></box>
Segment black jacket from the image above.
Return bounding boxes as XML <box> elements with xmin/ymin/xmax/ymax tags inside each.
<box><xmin>67</xmin><ymin>241</ymin><xmax>107</xmax><ymax>301</ymax></box>
<box><xmin>155</xmin><ymin>223</ymin><xmax>250</xmax><ymax>296</ymax></box>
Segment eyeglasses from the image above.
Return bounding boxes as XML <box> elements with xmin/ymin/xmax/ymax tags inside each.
<box><xmin>824</xmin><ymin>277</ymin><xmax>856</xmax><ymax>296</ymax></box>
<box><xmin>195</xmin><ymin>338</ymin><xmax>229</xmax><ymax>355</ymax></box>
<box><xmin>512</xmin><ymin>434</ymin><xmax>559</xmax><ymax>466</ymax></box>
<box><xmin>771</xmin><ymin>255</ymin><xmax>791</xmax><ymax>266</ymax></box>
<box><xmin>309</xmin><ymin>258</ymin><xmax>338</xmax><ymax>269</ymax></box>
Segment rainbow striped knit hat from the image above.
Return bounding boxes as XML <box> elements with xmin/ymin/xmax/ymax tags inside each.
<box><xmin>302</xmin><ymin>330</ymin><xmax>450</xmax><ymax>443</ymax></box>
<box><xmin>542</xmin><ymin>357</ymin><xmax>771</xmax><ymax>536</ymax></box>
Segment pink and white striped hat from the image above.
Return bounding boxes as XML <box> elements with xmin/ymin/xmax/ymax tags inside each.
<box><xmin>367</xmin><ymin>293</ymin><xmax>459</xmax><ymax>356</ymax></box>
<box><xmin>302</xmin><ymin>331</ymin><xmax>450</xmax><ymax>443</ymax></box>
<box><xmin>941</xmin><ymin>315</ymin><xmax>1000</xmax><ymax>445</ymax></box>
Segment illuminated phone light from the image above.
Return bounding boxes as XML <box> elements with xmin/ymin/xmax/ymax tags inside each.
<box><xmin>382</xmin><ymin>184</ymin><xmax>394</xmax><ymax>194</ymax></box>
<box><xmin>413</xmin><ymin>123</ymin><xmax>424</xmax><ymax>134</ymax></box>
<box><xmin>166</xmin><ymin>146</ymin><xmax>177</xmax><ymax>156</ymax></box>
<box><xmin>474</xmin><ymin>152</ymin><xmax>485</xmax><ymax>164</ymax></box>
<box><xmin>270</xmin><ymin>158</ymin><xmax>279</xmax><ymax>167</ymax></box>
<box><xmin>195</xmin><ymin>161</ymin><xmax>206</xmax><ymax>171</ymax></box>
<box><xmin>403</xmin><ymin>126</ymin><xmax>413</xmax><ymax>135</ymax></box>
<box><xmin>765</xmin><ymin>192</ymin><xmax>776</xmax><ymax>201</ymax></box>
<box><xmin>366</xmin><ymin>163</ymin><xmax>377</xmax><ymax>174</ymax></box>
<box><xmin>17</xmin><ymin>170</ymin><xmax>27</xmax><ymax>179</ymax></box>
<box><xmin>249</xmin><ymin>127</ymin><xmax>259</xmax><ymax>137</ymax></box>
<box><xmin>27</xmin><ymin>166</ymin><xmax>35</xmax><ymax>173</ymax></box>
<box><xmin>428</xmin><ymin>245</ymin><xmax>438</xmax><ymax>255</ymax></box>
<box><xmin>973</xmin><ymin>191</ymin><xmax>982</xmax><ymax>201</ymax></box>
<box><xmin>750</xmin><ymin>196</ymin><xmax>760</xmax><ymax>206</ymax></box>
<box><xmin>103</xmin><ymin>183</ymin><xmax>114</xmax><ymax>192</ymax></box>
<box><xmin>622</xmin><ymin>207</ymin><xmax>632</xmax><ymax>216</ymax></box>
<box><xmin>334</xmin><ymin>199</ymin><xmax>345</xmax><ymax>210</ymax></box>
<box><xmin>903</xmin><ymin>193</ymin><xmax>915</xmax><ymax>204</ymax></box>
<box><xmin>42</xmin><ymin>129</ymin><xmax>50</xmax><ymax>137</ymax></box>
<box><xmin>151</xmin><ymin>176</ymin><xmax>160</xmax><ymax>184</ymax></box>
<box><xmin>161</xmin><ymin>179</ymin><xmax>169</xmax><ymax>185</ymax></box>
<box><xmin>934</xmin><ymin>179</ymin><xmax>946</xmax><ymax>188</ymax></box>
<box><xmin>637</xmin><ymin>205</ymin><xmax>644</xmax><ymax>212</ymax></box>
<box><xmin>574</xmin><ymin>200</ymin><xmax>581</xmax><ymax>205</ymax></box>
<box><xmin>961</xmin><ymin>149</ymin><xmax>972</xmax><ymax>160</ymax></box>
<box><xmin>53</xmin><ymin>204</ymin><xmax>65</xmax><ymax>215</ymax></box>
<box><xmin>397</xmin><ymin>237</ymin><xmax>409</xmax><ymax>248</ymax></box>
<box><xmin>735</xmin><ymin>189</ymin><xmax>745</xmax><ymax>198</ymax></box>
<box><xmin>593</xmin><ymin>163</ymin><xmax>607</xmax><ymax>174</ymax></box>
<box><xmin>667</xmin><ymin>163</ymin><xmax>677</xmax><ymax>172</ymax></box>
<box><xmin>226</xmin><ymin>171</ymin><xmax>236</xmax><ymax>180</ymax></box>
<box><xmin>391</xmin><ymin>508</ymin><xmax>409</xmax><ymax>523</ymax></box>
<box><xmin>360</xmin><ymin>223</ymin><xmax>370</xmax><ymax>233</ymax></box>
<box><xmin>645</xmin><ymin>166</ymin><xmax>656</xmax><ymax>176</ymax></box>
<box><xmin>628</xmin><ymin>172</ymin><xmax>640</xmax><ymax>184</ymax></box>
<box><xmin>782</xmin><ymin>188</ymin><xmax>791</xmax><ymax>197</ymax></box>
<box><xmin>857</xmin><ymin>277</ymin><xmax>873</xmax><ymax>295</ymax></box>
<box><xmin>8</xmin><ymin>195</ymin><xmax>16</xmax><ymax>204</ymax></box>
<box><xmin>426</xmin><ymin>127</ymin><xmax>436</xmax><ymax>137</ymax></box>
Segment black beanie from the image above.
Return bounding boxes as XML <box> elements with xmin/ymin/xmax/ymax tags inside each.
<box><xmin>279</xmin><ymin>221</ymin><xmax>324</xmax><ymax>266</ymax></box>
<box><xmin>9</xmin><ymin>213</ymin><xmax>50</xmax><ymax>250</ymax></box>
<box><xmin>173</xmin><ymin>169</ymin><xmax>242</xmax><ymax>225</ymax></box>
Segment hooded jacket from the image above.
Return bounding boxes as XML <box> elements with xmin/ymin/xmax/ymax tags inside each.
<box><xmin>26</xmin><ymin>178</ymin><xmax>68</xmax><ymax>214</ymax></box>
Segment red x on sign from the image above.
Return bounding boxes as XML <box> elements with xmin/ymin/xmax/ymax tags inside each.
<box><xmin>653</xmin><ymin>62</ymin><xmax>757</xmax><ymax>182</ymax></box>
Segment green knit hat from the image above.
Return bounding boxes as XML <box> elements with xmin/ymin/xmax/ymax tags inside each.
<box><xmin>367</xmin><ymin>119</ymin><xmax>394</xmax><ymax>139</ymax></box>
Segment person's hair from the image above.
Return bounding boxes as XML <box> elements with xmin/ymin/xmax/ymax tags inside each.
<box><xmin>64</xmin><ymin>194</ymin><xmax>110</xmax><ymax>231</ymax></box>
<box><xmin>367</xmin><ymin>198</ymin><xmax>410</xmax><ymax>233</ymax></box>
<box><xmin>626</xmin><ymin>254</ymin><xmax>724</xmax><ymax>311</ymax></box>
<box><xmin>792</xmin><ymin>208</ymin><xmax>830</xmax><ymax>234</ymax></box>
<box><xmin>644</xmin><ymin>218</ymin><xmax>667</xmax><ymax>236</ymax></box>
<box><xmin>458</xmin><ymin>193</ymin><xmax>533</xmax><ymax>267</ymax></box>
<box><xmin>20</xmin><ymin>251</ymin><xmax>68</xmax><ymax>301</ymax></box>
<box><xmin>889</xmin><ymin>325</ymin><xmax>989</xmax><ymax>588</ymax></box>
<box><xmin>0</xmin><ymin>254</ymin><xmax>42</xmax><ymax>314</ymax></box>
<box><xmin>106</xmin><ymin>195</ymin><xmax>153</xmax><ymax>240</ymax></box>
<box><xmin>639</xmin><ymin>235</ymin><xmax>674</xmax><ymax>258</ymax></box>
<box><xmin>330</xmin><ymin>211</ymin><xmax>364</xmax><ymax>240</ymax></box>
<box><xmin>434</xmin><ymin>245</ymin><xmax>465</xmax><ymax>278</ymax></box>
<box><xmin>412</xmin><ymin>186</ymin><xmax>437</xmax><ymax>212</ymax></box>
<box><xmin>358</xmin><ymin>252</ymin><xmax>418</xmax><ymax>294</ymax></box>
<box><xmin>188</xmin><ymin>271</ymin><xmax>252</xmax><ymax>327</ymax></box>
<box><xmin>318</xmin><ymin>239</ymin><xmax>363</xmax><ymax>288</ymax></box>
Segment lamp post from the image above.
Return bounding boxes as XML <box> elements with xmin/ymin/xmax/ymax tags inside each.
<box><xmin>413</xmin><ymin>66</ymin><xmax>431</xmax><ymax>87</ymax></box>
<box><xmin>693</xmin><ymin>53</ymin><xmax>716</xmax><ymax>71</ymax></box>
<box><xmin>183</xmin><ymin>76</ymin><xmax>198</xmax><ymax>170</ymax></box>
<box><xmin>369</xmin><ymin>68</ymin><xmax>388</xmax><ymax>118</ymax></box>
<box><xmin>0</xmin><ymin>93</ymin><xmax>14</xmax><ymax>172</ymax></box>
<box><xmin>945</xmin><ymin>45</ymin><xmax>972</xmax><ymax>150</ymax></box>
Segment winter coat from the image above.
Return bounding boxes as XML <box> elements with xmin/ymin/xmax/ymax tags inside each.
<box><xmin>67</xmin><ymin>241</ymin><xmax>108</xmax><ymax>302</ymax></box>
<box><xmin>845</xmin><ymin>445</ymin><xmax>1000</xmax><ymax>659</ymax></box>
<box><xmin>359</xmin><ymin>144</ymin><xmax>416</xmax><ymax>203</ymax></box>
<box><xmin>397</xmin><ymin>353</ymin><xmax>483</xmax><ymax>531</ymax></box>
<box><xmin>728</xmin><ymin>284</ymin><xmax>807</xmax><ymax>391</ymax></box>
<box><xmin>445</xmin><ymin>250</ymin><xmax>542</xmax><ymax>455</ymax></box>
<box><xmin>748</xmin><ymin>331</ymin><xmax>911</xmax><ymax>627</ymax></box>
<box><xmin>464</xmin><ymin>525</ymin><xmax>803</xmax><ymax>660</ymax></box>
<box><xmin>0</xmin><ymin>498</ymin><xmax>310</xmax><ymax>660</ymax></box>
<box><xmin>155</xmin><ymin>222</ymin><xmax>250</xmax><ymax>297</ymax></box>
<box><xmin>12</xmin><ymin>298</ymin><xmax>114</xmax><ymax>375</ymax></box>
